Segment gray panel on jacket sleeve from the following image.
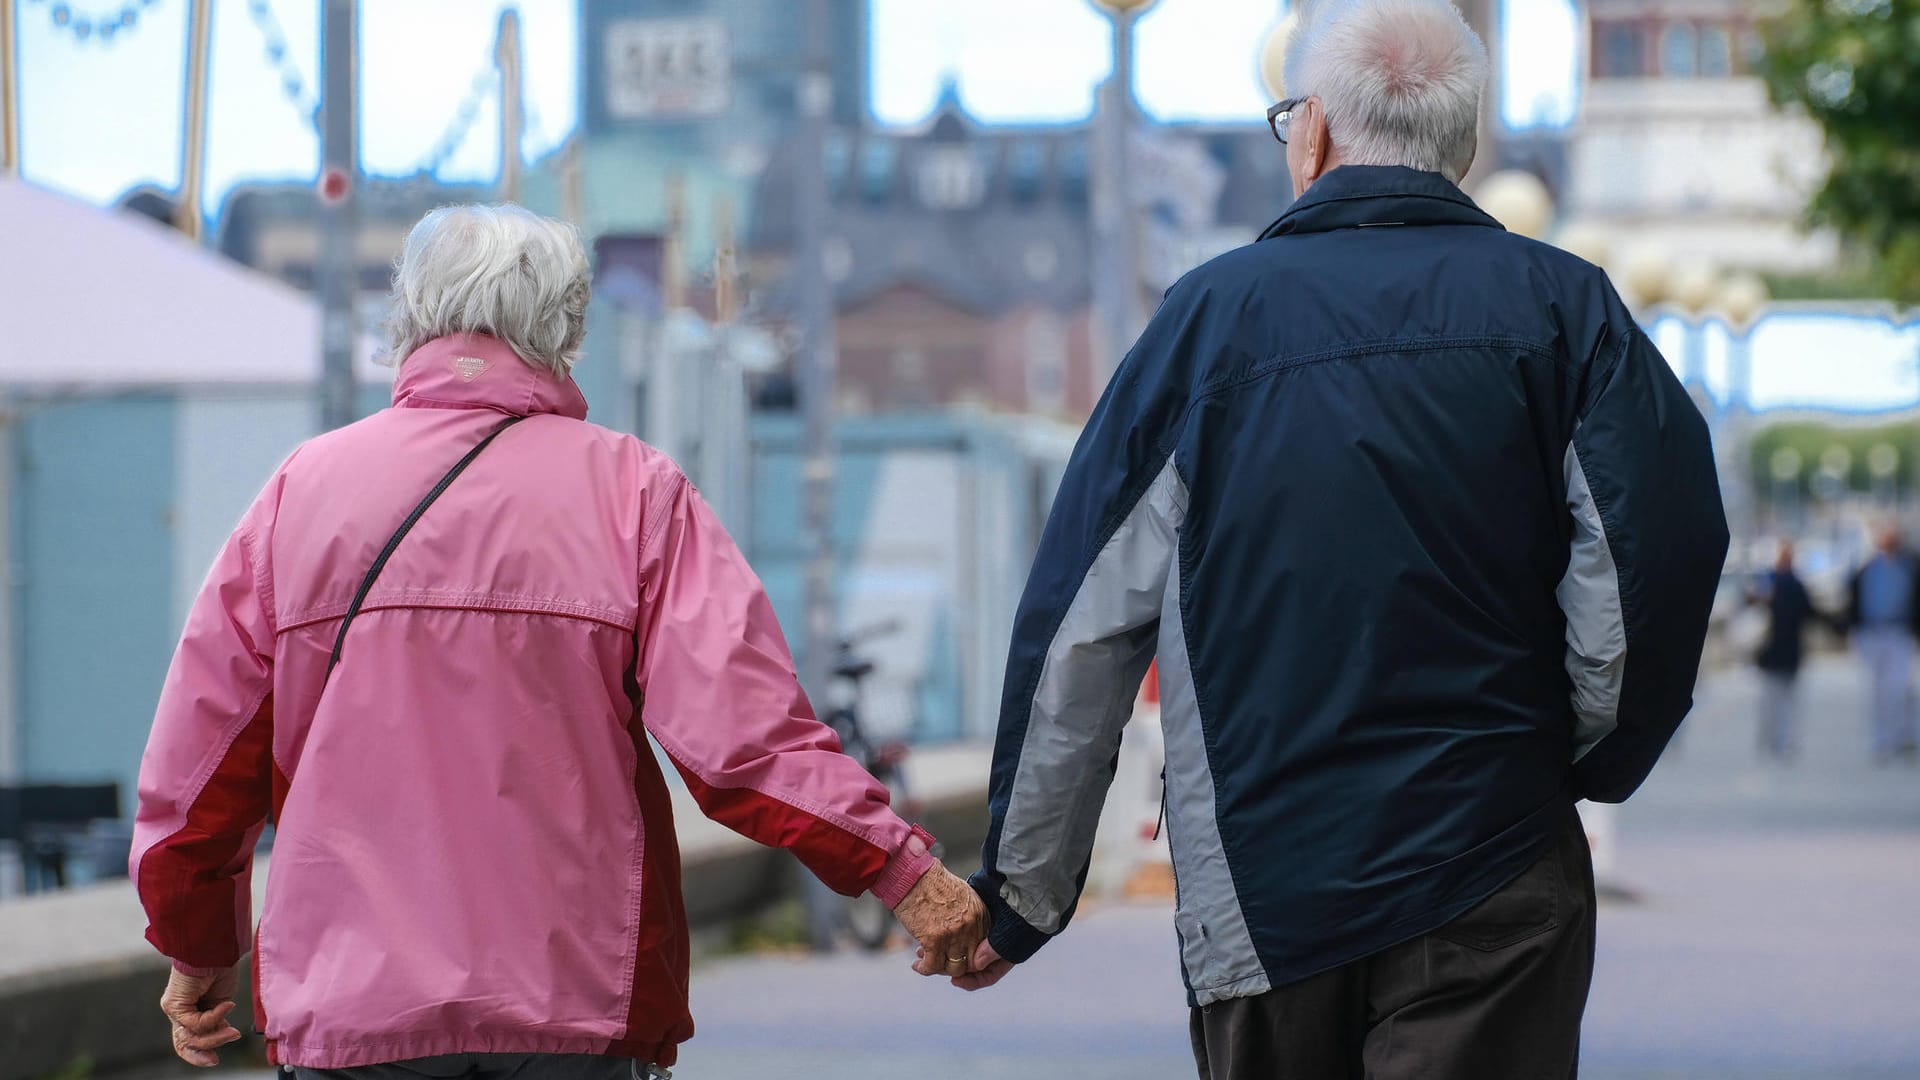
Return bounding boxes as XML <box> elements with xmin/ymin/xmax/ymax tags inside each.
<box><xmin>1158</xmin><ymin>566</ymin><xmax>1272</xmax><ymax>1004</ymax></box>
<box><xmin>1558</xmin><ymin>440</ymin><xmax>1627</xmax><ymax>761</ymax></box>
<box><xmin>996</xmin><ymin>460</ymin><xmax>1185</xmax><ymax>933</ymax></box>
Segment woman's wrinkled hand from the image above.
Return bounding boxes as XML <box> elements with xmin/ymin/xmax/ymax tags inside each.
<box><xmin>160</xmin><ymin>966</ymin><xmax>243</xmax><ymax>1067</ymax></box>
<box><xmin>894</xmin><ymin>863</ymin><xmax>990</xmax><ymax>979</ymax></box>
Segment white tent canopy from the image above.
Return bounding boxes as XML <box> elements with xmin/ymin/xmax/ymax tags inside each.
<box><xmin>0</xmin><ymin>178</ymin><xmax>385</xmax><ymax>389</ymax></box>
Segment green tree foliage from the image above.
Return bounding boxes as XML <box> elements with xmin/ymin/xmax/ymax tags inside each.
<box><xmin>1749</xmin><ymin>419</ymin><xmax>1920</xmax><ymax>500</ymax></box>
<box><xmin>1759</xmin><ymin>0</ymin><xmax>1920</xmax><ymax>303</ymax></box>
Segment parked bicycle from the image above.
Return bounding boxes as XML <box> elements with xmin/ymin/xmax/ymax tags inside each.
<box><xmin>818</xmin><ymin>621</ymin><xmax>940</xmax><ymax>950</ymax></box>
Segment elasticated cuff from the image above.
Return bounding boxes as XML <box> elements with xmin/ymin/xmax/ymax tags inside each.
<box><xmin>871</xmin><ymin>825</ymin><xmax>940</xmax><ymax>909</ymax></box>
<box><xmin>968</xmin><ymin>870</ymin><xmax>1052</xmax><ymax>964</ymax></box>
<box><xmin>171</xmin><ymin>958</ymin><xmax>234</xmax><ymax>978</ymax></box>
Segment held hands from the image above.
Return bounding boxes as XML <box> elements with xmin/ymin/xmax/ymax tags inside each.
<box><xmin>909</xmin><ymin>909</ymin><xmax>1016</xmax><ymax>990</ymax></box>
<box><xmin>160</xmin><ymin>965</ymin><xmax>243</xmax><ymax>1067</ymax></box>
<box><xmin>891</xmin><ymin>852</ymin><xmax>1018</xmax><ymax>991</ymax></box>
<box><xmin>893</xmin><ymin>861</ymin><xmax>990</xmax><ymax>978</ymax></box>
<box><xmin>949</xmin><ymin>938</ymin><xmax>1015</xmax><ymax>991</ymax></box>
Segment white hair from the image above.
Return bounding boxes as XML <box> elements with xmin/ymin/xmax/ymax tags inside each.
<box><xmin>385</xmin><ymin>203</ymin><xmax>591</xmax><ymax>377</ymax></box>
<box><xmin>1284</xmin><ymin>0</ymin><xmax>1489</xmax><ymax>183</ymax></box>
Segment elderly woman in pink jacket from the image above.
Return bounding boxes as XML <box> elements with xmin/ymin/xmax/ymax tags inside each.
<box><xmin>131</xmin><ymin>204</ymin><xmax>985</xmax><ymax>1079</ymax></box>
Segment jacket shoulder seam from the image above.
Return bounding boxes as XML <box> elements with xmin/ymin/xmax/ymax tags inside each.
<box><xmin>235</xmin><ymin>522</ymin><xmax>279</xmax><ymax>637</ymax></box>
<box><xmin>1194</xmin><ymin>333</ymin><xmax>1566</xmax><ymax>403</ymax></box>
<box><xmin>641</xmin><ymin>469</ymin><xmax>689</xmax><ymax>562</ymax></box>
<box><xmin>278</xmin><ymin>592</ymin><xmax>637</xmax><ymax>633</ymax></box>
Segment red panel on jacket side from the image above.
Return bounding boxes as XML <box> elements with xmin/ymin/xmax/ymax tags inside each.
<box><xmin>138</xmin><ymin>696</ymin><xmax>275</xmax><ymax>970</ymax></box>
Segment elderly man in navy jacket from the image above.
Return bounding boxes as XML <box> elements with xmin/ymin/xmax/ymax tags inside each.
<box><xmin>947</xmin><ymin>0</ymin><xmax>1730</xmax><ymax>1077</ymax></box>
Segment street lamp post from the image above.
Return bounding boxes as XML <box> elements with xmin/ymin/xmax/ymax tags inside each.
<box><xmin>1617</xmin><ymin>246</ymin><xmax>1673</xmax><ymax>321</ymax></box>
<box><xmin>1772</xmin><ymin>447</ymin><xmax>1804</xmax><ymax>535</ymax></box>
<box><xmin>1817</xmin><ymin>444</ymin><xmax>1853</xmax><ymax>555</ymax></box>
<box><xmin>1</xmin><ymin>0</ymin><xmax>17</xmax><ymax>177</ymax></box>
<box><xmin>1259</xmin><ymin>13</ymin><xmax>1297</xmax><ymax>101</ymax></box>
<box><xmin>794</xmin><ymin>0</ymin><xmax>841</xmax><ymax>953</ymax></box>
<box><xmin>1475</xmin><ymin>170</ymin><xmax>1554</xmax><ymax>240</ymax></box>
<box><xmin>1714</xmin><ymin>270</ymin><xmax>1769</xmax><ymax>547</ymax></box>
<box><xmin>318</xmin><ymin>0</ymin><xmax>359</xmax><ymax>431</ymax></box>
<box><xmin>176</xmin><ymin>0</ymin><xmax>212</xmax><ymax>240</ymax></box>
<box><xmin>1669</xmin><ymin>259</ymin><xmax>1720</xmax><ymax>397</ymax></box>
<box><xmin>796</xmin><ymin>0</ymin><xmax>836</xmax><ymax>686</ymax></box>
<box><xmin>1553</xmin><ymin>221</ymin><xmax>1612</xmax><ymax>269</ymax></box>
<box><xmin>495</xmin><ymin>8</ymin><xmax>524</xmax><ymax>204</ymax></box>
<box><xmin>1090</xmin><ymin>0</ymin><xmax>1157</xmax><ymax>389</ymax></box>
<box><xmin>1717</xmin><ymin>270</ymin><xmax>1769</xmax><ymax>413</ymax></box>
<box><xmin>1869</xmin><ymin>443</ymin><xmax>1899</xmax><ymax>509</ymax></box>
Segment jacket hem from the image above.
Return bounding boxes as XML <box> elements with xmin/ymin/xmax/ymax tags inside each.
<box><xmin>170</xmin><ymin>958</ymin><xmax>235</xmax><ymax>978</ymax></box>
<box><xmin>1189</xmin><ymin>968</ymin><xmax>1274</xmax><ymax>1008</ymax></box>
<box><xmin>1230</xmin><ymin>792</ymin><xmax>1576</xmax><ymax>997</ymax></box>
<box><xmin>267</xmin><ymin>1032</ymin><xmax>673</xmax><ymax>1070</ymax></box>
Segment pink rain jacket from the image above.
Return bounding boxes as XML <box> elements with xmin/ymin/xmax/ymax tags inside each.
<box><xmin>130</xmin><ymin>334</ymin><xmax>936</xmax><ymax>1069</ymax></box>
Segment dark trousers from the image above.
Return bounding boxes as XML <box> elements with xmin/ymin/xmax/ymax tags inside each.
<box><xmin>1191</xmin><ymin>804</ymin><xmax>1596</xmax><ymax>1080</ymax></box>
<box><xmin>291</xmin><ymin>1055</ymin><xmax>659</xmax><ymax>1080</ymax></box>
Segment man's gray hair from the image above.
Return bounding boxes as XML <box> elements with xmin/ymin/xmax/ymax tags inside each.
<box><xmin>1284</xmin><ymin>0</ymin><xmax>1488</xmax><ymax>183</ymax></box>
<box><xmin>386</xmin><ymin>203</ymin><xmax>591</xmax><ymax>377</ymax></box>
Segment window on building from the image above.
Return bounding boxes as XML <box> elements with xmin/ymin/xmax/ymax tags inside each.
<box><xmin>1741</xmin><ymin>27</ymin><xmax>1765</xmax><ymax>72</ymax></box>
<box><xmin>860</xmin><ymin>139</ymin><xmax>895</xmax><ymax>203</ymax></box>
<box><xmin>1059</xmin><ymin>141</ymin><xmax>1090</xmax><ymax>205</ymax></box>
<box><xmin>358</xmin><ymin>266</ymin><xmax>393</xmax><ymax>293</ymax></box>
<box><xmin>1009</xmin><ymin>141</ymin><xmax>1044</xmax><ymax>204</ymax></box>
<box><xmin>1024</xmin><ymin>314</ymin><xmax>1067</xmax><ymax>416</ymax></box>
<box><xmin>917</xmin><ymin>148</ymin><xmax>984</xmax><ymax>211</ymax></box>
<box><xmin>1699</xmin><ymin>25</ymin><xmax>1733</xmax><ymax>77</ymax></box>
<box><xmin>1596</xmin><ymin>22</ymin><xmax>1644</xmax><ymax>78</ymax></box>
<box><xmin>893</xmin><ymin>347</ymin><xmax>933</xmax><ymax>408</ymax></box>
<box><xmin>824</xmin><ymin>135</ymin><xmax>852</xmax><ymax>200</ymax></box>
<box><xmin>1661</xmin><ymin>22</ymin><xmax>1698</xmax><ymax>78</ymax></box>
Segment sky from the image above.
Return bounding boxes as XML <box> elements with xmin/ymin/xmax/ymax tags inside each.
<box><xmin>14</xmin><ymin>0</ymin><xmax>1581</xmax><ymax>216</ymax></box>
<box><xmin>12</xmin><ymin>2</ymin><xmax>1917</xmax><ymax>411</ymax></box>
<box><xmin>1645</xmin><ymin>312</ymin><xmax>1920</xmax><ymax>417</ymax></box>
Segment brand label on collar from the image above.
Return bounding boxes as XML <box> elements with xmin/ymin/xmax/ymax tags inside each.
<box><xmin>451</xmin><ymin>355</ymin><xmax>489</xmax><ymax>381</ymax></box>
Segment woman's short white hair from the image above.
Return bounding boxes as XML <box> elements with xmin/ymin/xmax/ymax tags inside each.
<box><xmin>386</xmin><ymin>203</ymin><xmax>591</xmax><ymax>378</ymax></box>
<box><xmin>1284</xmin><ymin>0</ymin><xmax>1489</xmax><ymax>183</ymax></box>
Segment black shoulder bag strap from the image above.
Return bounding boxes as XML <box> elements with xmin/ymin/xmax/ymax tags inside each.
<box><xmin>324</xmin><ymin>415</ymin><xmax>526</xmax><ymax>681</ymax></box>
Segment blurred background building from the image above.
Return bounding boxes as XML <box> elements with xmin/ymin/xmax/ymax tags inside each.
<box><xmin>218</xmin><ymin>177</ymin><xmax>494</xmax><ymax>297</ymax></box>
<box><xmin>747</xmin><ymin>88</ymin><xmax>1280</xmax><ymax>416</ymax></box>
<box><xmin>1568</xmin><ymin>0</ymin><xmax>1836</xmax><ymax>272</ymax></box>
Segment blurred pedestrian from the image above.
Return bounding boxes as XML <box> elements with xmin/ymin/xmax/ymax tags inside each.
<box><xmin>1846</xmin><ymin>524</ymin><xmax>1920</xmax><ymax>763</ymax></box>
<box><xmin>949</xmin><ymin>1</ymin><xmax>1729</xmax><ymax>1077</ymax></box>
<box><xmin>1748</xmin><ymin>539</ymin><xmax>1819</xmax><ymax>760</ymax></box>
<box><xmin>130</xmin><ymin>204</ymin><xmax>984</xmax><ymax>1077</ymax></box>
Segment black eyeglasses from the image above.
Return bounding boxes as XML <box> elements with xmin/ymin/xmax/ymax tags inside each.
<box><xmin>1267</xmin><ymin>96</ymin><xmax>1305</xmax><ymax>144</ymax></box>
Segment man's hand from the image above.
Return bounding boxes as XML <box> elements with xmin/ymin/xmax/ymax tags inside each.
<box><xmin>950</xmin><ymin>938</ymin><xmax>1015</xmax><ymax>992</ymax></box>
<box><xmin>160</xmin><ymin>966</ymin><xmax>243</xmax><ymax>1067</ymax></box>
<box><xmin>894</xmin><ymin>863</ymin><xmax>989</xmax><ymax>978</ymax></box>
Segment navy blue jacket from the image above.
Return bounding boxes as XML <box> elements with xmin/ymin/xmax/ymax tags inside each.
<box><xmin>973</xmin><ymin>167</ymin><xmax>1729</xmax><ymax>1004</ymax></box>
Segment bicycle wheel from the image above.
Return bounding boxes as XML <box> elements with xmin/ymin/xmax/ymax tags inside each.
<box><xmin>843</xmin><ymin>891</ymin><xmax>895</xmax><ymax>952</ymax></box>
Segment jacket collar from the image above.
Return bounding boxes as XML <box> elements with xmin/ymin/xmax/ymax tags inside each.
<box><xmin>1257</xmin><ymin>165</ymin><xmax>1504</xmax><ymax>240</ymax></box>
<box><xmin>392</xmin><ymin>333</ymin><xmax>588</xmax><ymax>421</ymax></box>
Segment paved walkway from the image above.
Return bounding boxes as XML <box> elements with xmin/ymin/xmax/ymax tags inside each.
<box><xmin>1578</xmin><ymin>656</ymin><xmax>1920</xmax><ymax>1079</ymax></box>
<box><xmin>672</xmin><ymin>656</ymin><xmax>1920</xmax><ymax>1080</ymax></box>
<box><xmin>134</xmin><ymin>657</ymin><xmax>1920</xmax><ymax>1080</ymax></box>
